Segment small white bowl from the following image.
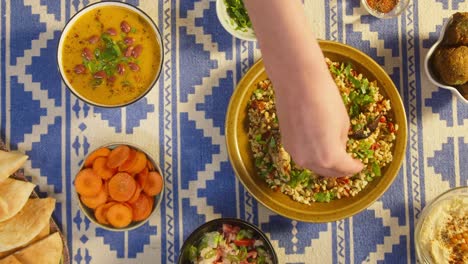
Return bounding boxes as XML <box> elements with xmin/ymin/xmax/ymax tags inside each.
<box><xmin>216</xmin><ymin>0</ymin><xmax>256</xmax><ymax>41</ymax></box>
<box><xmin>361</xmin><ymin>0</ymin><xmax>410</xmax><ymax>19</ymax></box>
<box><xmin>424</xmin><ymin>16</ymin><xmax>468</xmax><ymax>104</ymax></box>
<box><xmin>415</xmin><ymin>186</ymin><xmax>468</xmax><ymax>263</ymax></box>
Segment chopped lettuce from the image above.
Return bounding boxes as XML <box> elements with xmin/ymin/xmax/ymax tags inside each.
<box><xmin>236</xmin><ymin>229</ymin><xmax>254</xmax><ymax>240</ymax></box>
<box><xmin>198</xmin><ymin>231</ymin><xmax>223</xmax><ymax>251</ymax></box>
<box><xmin>188</xmin><ymin>245</ymin><xmax>198</xmax><ymax>261</ymax></box>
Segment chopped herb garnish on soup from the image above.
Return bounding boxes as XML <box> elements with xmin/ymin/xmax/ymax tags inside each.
<box><xmin>224</xmin><ymin>0</ymin><xmax>252</xmax><ymax>31</ymax></box>
<box><xmin>61</xmin><ymin>6</ymin><xmax>161</xmax><ymax>106</ymax></box>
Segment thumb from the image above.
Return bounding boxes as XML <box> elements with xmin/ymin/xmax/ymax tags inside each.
<box><xmin>334</xmin><ymin>151</ymin><xmax>364</xmax><ymax>177</ymax></box>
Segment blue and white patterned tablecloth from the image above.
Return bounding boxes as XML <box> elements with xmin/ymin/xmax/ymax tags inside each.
<box><xmin>1</xmin><ymin>0</ymin><xmax>467</xmax><ymax>263</ymax></box>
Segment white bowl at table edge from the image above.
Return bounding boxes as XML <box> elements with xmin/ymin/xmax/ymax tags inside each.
<box><xmin>216</xmin><ymin>0</ymin><xmax>256</xmax><ymax>42</ymax></box>
<box><xmin>424</xmin><ymin>15</ymin><xmax>468</xmax><ymax>104</ymax></box>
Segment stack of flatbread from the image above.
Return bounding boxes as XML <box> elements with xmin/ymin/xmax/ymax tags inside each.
<box><xmin>0</xmin><ymin>150</ymin><xmax>62</xmax><ymax>264</ymax></box>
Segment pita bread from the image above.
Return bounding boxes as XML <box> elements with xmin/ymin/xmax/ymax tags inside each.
<box><xmin>0</xmin><ymin>255</ymin><xmax>21</xmax><ymax>264</ymax></box>
<box><xmin>13</xmin><ymin>232</ymin><xmax>62</xmax><ymax>264</ymax></box>
<box><xmin>0</xmin><ymin>220</ymin><xmax>50</xmax><ymax>258</ymax></box>
<box><xmin>0</xmin><ymin>198</ymin><xmax>55</xmax><ymax>252</ymax></box>
<box><xmin>0</xmin><ymin>178</ymin><xmax>35</xmax><ymax>222</ymax></box>
<box><xmin>0</xmin><ymin>150</ymin><xmax>28</xmax><ymax>182</ymax></box>
<box><xmin>34</xmin><ymin>224</ymin><xmax>51</xmax><ymax>243</ymax></box>
<box><xmin>0</xmin><ymin>199</ymin><xmax>7</xmax><ymax>220</ymax></box>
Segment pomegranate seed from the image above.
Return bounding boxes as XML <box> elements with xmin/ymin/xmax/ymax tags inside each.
<box><xmin>74</xmin><ymin>64</ymin><xmax>86</xmax><ymax>74</ymax></box>
<box><xmin>107</xmin><ymin>75</ymin><xmax>116</xmax><ymax>83</ymax></box>
<box><xmin>128</xmin><ymin>62</ymin><xmax>140</xmax><ymax>71</ymax></box>
<box><xmin>120</xmin><ymin>20</ymin><xmax>131</xmax><ymax>33</ymax></box>
<box><xmin>388</xmin><ymin>122</ymin><xmax>395</xmax><ymax>133</ymax></box>
<box><xmin>132</xmin><ymin>45</ymin><xmax>143</xmax><ymax>58</ymax></box>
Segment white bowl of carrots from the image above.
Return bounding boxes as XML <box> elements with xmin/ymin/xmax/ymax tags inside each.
<box><xmin>74</xmin><ymin>143</ymin><xmax>164</xmax><ymax>231</ymax></box>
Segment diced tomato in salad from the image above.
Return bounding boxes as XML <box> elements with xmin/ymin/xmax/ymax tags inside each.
<box><xmin>234</xmin><ymin>239</ymin><xmax>255</xmax><ymax>247</ymax></box>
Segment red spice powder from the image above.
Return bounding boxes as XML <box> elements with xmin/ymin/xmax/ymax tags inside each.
<box><xmin>366</xmin><ymin>0</ymin><xmax>399</xmax><ymax>14</ymax></box>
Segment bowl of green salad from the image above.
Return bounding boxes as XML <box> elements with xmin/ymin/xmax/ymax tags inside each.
<box><xmin>177</xmin><ymin>218</ymin><xmax>277</xmax><ymax>263</ymax></box>
<box><xmin>216</xmin><ymin>0</ymin><xmax>256</xmax><ymax>41</ymax></box>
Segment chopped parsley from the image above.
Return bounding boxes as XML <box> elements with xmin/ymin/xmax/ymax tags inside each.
<box><xmin>224</xmin><ymin>0</ymin><xmax>252</xmax><ymax>31</ymax></box>
<box><xmin>314</xmin><ymin>192</ymin><xmax>335</xmax><ymax>203</ymax></box>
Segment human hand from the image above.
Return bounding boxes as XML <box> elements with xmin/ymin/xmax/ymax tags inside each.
<box><xmin>243</xmin><ymin>0</ymin><xmax>364</xmax><ymax>177</ymax></box>
<box><xmin>273</xmin><ymin>69</ymin><xmax>364</xmax><ymax>178</ymax></box>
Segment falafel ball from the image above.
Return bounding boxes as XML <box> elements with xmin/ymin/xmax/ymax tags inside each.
<box><xmin>432</xmin><ymin>46</ymin><xmax>468</xmax><ymax>86</ymax></box>
<box><xmin>457</xmin><ymin>82</ymin><xmax>468</xmax><ymax>100</ymax></box>
<box><xmin>444</xmin><ymin>12</ymin><xmax>468</xmax><ymax>46</ymax></box>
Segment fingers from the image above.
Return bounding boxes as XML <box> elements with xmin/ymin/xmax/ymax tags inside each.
<box><xmin>300</xmin><ymin>150</ymin><xmax>364</xmax><ymax>178</ymax></box>
<box><xmin>329</xmin><ymin>151</ymin><xmax>364</xmax><ymax>177</ymax></box>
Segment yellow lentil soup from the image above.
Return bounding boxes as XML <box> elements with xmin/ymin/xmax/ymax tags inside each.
<box><xmin>60</xmin><ymin>4</ymin><xmax>162</xmax><ymax>106</ymax></box>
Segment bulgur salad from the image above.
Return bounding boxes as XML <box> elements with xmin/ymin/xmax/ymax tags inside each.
<box><xmin>247</xmin><ymin>59</ymin><xmax>398</xmax><ymax>204</ymax></box>
<box><xmin>187</xmin><ymin>224</ymin><xmax>273</xmax><ymax>264</ymax></box>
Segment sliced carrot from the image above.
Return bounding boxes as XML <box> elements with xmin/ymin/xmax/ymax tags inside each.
<box><xmin>143</xmin><ymin>171</ymin><xmax>164</xmax><ymax>196</ymax></box>
<box><xmin>130</xmin><ymin>193</ymin><xmax>153</xmax><ymax>221</ymax></box>
<box><xmin>84</xmin><ymin>147</ymin><xmax>111</xmax><ymax>168</ymax></box>
<box><xmin>104</xmin><ymin>182</ymin><xmax>116</xmax><ymax>202</ymax></box>
<box><xmin>146</xmin><ymin>160</ymin><xmax>155</xmax><ymax>171</ymax></box>
<box><xmin>75</xmin><ymin>168</ymin><xmax>103</xmax><ymax>196</ymax></box>
<box><xmin>127</xmin><ymin>151</ymin><xmax>147</xmax><ymax>175</ymax></box>
<box><xmin>118</xmin><ymin>149</ymin><xmax>137</xmax><ymax>172</ymax></box>
<box><xmin>106</xmin><ymin>145</ymin><xmax>131</xmax><ymax>169</ymax></box>
<box><xmin>108</xmin><ymin>172</ymin><xmax>137</xmax><ymax>202</ymax></box>
<box><xmin>138</xmin><ymin>167</ymin><xmax>148</xmax><ymax>179</ymax></box>
<box><xmin>93</xmin><ymin>157</ymin><xmax>117</xmax><ymax>180</ymax></box>
<box><xmin>127</xmin><ymin>183</ymin><xmax>142</xmax><ymax>204</ymax></box>
<box><xmin>94</xmin><ymin>202</ymin><xmax>116</xmax><ymax>225</ymax></box>
<box><xmin>94</xmin><ymin>204</ymin><xmax>108</xmax><ymax>225</ymax></box>
<box><xmin>103</xmin><ymin>180</ymin><xmax>110</xmax><ymax>196</ymax></box>
<box><xmin>135</xmin><ymin>170</ymin><xmax>149</xmax><ymax>190</ymax></box>
<box><xmin>80</xmin><ymin>189</ymin><xmax>108</xmax><ymax>209</ymax></box>
<box><xmin>106</xmin><ymin>203</ymin><xmax>133</xmax><ymax>228</ymax></box>
<box><xmin>122</xmin><ymin>202</ymin><xmax>134</xmax><ymax>213</ymax></box>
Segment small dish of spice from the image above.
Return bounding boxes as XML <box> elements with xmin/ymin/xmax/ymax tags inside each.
<box><xmin>362</xmin><ymin>0</ymin><xmax>410</xmax><ymax>19</ymax></box>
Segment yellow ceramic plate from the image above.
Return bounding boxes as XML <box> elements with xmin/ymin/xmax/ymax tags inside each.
<box><xmin>225</xmin><ymin>40</ymin><xmax>407</xmax><ymax>222</ymax></box>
